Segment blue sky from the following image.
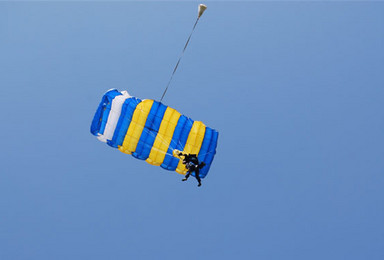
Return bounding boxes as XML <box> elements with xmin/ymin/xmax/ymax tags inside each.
<box><xmin>1</xmin><ymin>1</ymin><xmax>383</xmax><ymax>260</ymax></box>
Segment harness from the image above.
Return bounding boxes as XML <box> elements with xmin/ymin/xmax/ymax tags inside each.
<box><xmin>183</xmin><ymin>155</ymin><xmax>199</xmax><ymax>171</ymax></box>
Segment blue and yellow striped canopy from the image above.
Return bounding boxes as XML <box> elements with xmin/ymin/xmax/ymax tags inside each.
<box><xmin>90</xmin><ymin>89</ymin><xmax>218</xmax><ymax>178</ymax></box>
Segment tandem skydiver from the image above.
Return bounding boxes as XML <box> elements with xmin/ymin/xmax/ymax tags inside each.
<box><xmin>174</xmin><ymin>150</ymin><xmax>206</xmax><ymax>187</ymax></box>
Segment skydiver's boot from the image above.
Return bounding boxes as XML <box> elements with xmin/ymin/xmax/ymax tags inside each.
<box><xmin>182</xmin><ymin>172</ymin><xmax>190</xmax><ymax>181</ymax></box>
<box><xmin>196</xmin><ymin>174</ymin><xmax>202</xmax><ymax>187</ymax></box>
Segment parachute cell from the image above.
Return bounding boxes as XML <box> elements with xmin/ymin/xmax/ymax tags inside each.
<box><xmin>90</xmin><ymin>89</ymin><xmax>218</xmax><ymax>178</ymax></box>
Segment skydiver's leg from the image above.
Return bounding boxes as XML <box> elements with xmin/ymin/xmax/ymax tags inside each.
<box><xmin>195</xmin><ymin>168</ymin><xmax>202</xmax><ymax>187</ymax></box>
<box><xmin>182</xmin><ymin>172</ymin><xmax>191</xmax><ymax>181</ymax></box>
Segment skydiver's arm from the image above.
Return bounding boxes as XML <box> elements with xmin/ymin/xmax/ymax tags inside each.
<box><xmin>177</xmin><ymin>152</ymin><xmax>187</xmax><ymax>160</ymax></box>
<box><xmin>199</xmin><ymin>162</ymin><xmax>206</xmax><ymax>169</ymax></box>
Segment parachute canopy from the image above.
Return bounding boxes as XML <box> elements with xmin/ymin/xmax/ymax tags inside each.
<box><xmin>90</xmin><ymin>89</ymin><xmax>218</xmax><ymax>178</ymax></box>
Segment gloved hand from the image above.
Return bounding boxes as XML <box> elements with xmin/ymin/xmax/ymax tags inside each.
<box><xmin>173</xmin><ymin>149</ymin><xmax>182</xmax><ymax>157</ymax></box>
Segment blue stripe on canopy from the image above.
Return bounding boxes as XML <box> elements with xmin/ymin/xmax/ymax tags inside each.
<box><xmin>132</xmin><ymin>101</ymin><xmax>167</xmax><ymax>160</ymax></box>
<box><xmin>90</xmin><ymin>89</ymin><xmax>121</xmax><ymax>136</ymax></box>
<box><xmin>198</xmin><ymin>127</ymin><xmax>213</xmax><ymax>164</ymax></box>
<box><xmin>199</xmin><ymin>130</ymin><xmax>219</xmax><ymax>177</ymax></box>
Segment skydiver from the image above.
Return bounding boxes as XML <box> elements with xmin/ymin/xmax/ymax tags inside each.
<box><xmin>176</xmin><ymin>151</ymin><xmax>206</xmax><ymax>187</ymax></box>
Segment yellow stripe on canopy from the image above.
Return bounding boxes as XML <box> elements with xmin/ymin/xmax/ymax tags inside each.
<box><xmin>146</xmin><ymin>107</ymin><xmax>181</xmax><ymax>166</ymax></box>
<box><xmin>176</xmin><ymin>121</ymin><xmax>206</xmax><ymax>174</ymax></box>
<box><xmin>119</xmin><ymin>100</ymin><xmax>154</xmax><ymax>154</ymax></box>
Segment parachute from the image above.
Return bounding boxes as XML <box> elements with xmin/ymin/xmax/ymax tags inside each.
<box><xmin>90</xmin><ymin>89</ymin><xmax>218</xmax><ymax>178</ymax></box>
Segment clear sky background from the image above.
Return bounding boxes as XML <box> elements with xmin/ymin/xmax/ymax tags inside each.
<box><xmin>1</xmin><ymin>1</ymin><xmax>383</xmax><ymax>260</ymax></box>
